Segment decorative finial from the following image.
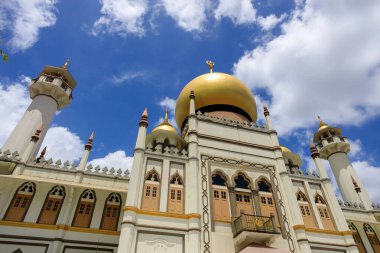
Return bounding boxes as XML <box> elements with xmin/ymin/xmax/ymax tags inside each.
<box><xmin>85</xmin><ymin>131</ymin><xmax>94</xmax><ymax>150</ymax></box>
<box><xmin>263</xmin><ymin>102</ymin><xmax>269</xmax><ymax>116</ymax></box>
<box><xmin>62</xmin><ymin>59</ymin><xmax>69</xmax><ymax>69</ymax></box>
<box><xmin>36</xmin><ymin>146</ymin><xmax>47</xmax><ymax>163</ymax></box>
<box><xmin>309</xmin><ymin>139</ymin><xmax>319</xmax><ymax>159</ymax></box>
<box><xmin>205</xmin><ymin>60</ymin><xmax>215</xmax><ymax>73</ymax></box>
<box><xmin>164</xmin><ymin>109</ymin><xmax>169</xmax><ymax>123</ymax></box>
<box><xmin>317</xmin><ymin>115</ymin><xmax>327</xmax><ymax>127</ymax></box>
<box><xmin>139</xmin><ymin>108</ymin><xmax>148</xmax><ymax>127</ymax></box>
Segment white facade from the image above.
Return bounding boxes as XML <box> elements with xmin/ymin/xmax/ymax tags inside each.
<box><xmin>0</xmin><ymin>64</ymin><xmax>380</xmax><ymax>253</ymax></box>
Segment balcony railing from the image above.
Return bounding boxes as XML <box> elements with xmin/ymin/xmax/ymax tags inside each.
<box><xmin>232</xmin><ymin>214</ymin><xmax>276</xmax><ymax>237</ymax></box>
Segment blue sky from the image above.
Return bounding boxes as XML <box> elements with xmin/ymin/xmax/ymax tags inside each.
<box><xmin>0</xmin><ymin>0</ymin><xmax>380</xmax><ymax>202</ymax></box>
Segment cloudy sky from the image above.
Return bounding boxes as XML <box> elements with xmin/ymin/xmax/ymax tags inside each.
<box><xmin>0</xmin><ymin>0</ymin><xmax>379</xmax><ymax>202</ymax></box>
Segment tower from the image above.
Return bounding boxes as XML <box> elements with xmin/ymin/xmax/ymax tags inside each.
<box><xmin>313</xmin><ymin>116</ymin><xmax>372</xmax><ymax>209</ymax></box>
<box><xmin>2</xmin><ymin>60</ymin><xmax>76</xmax><ymax>157</ymax></box>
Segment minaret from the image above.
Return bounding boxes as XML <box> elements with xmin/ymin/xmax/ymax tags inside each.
<box><xmin>313</xmin><ymin>116</ymin><xmax>372</xmax><ymax>209</ymax></box>
<box><xmin>2</xmin><ymin>60</ymin><xmax>77</xmax><ymax>157</ymax></box>
<box><xmin>263</xmin><ymin>102</ymin><xmax>274</xmax><ymax>130</ymax></box>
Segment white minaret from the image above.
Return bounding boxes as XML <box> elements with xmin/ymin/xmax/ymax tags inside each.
<box><xmin>313</xmin><ymin>116</ymin><xmax>372</xmax><ymax>209</ymax></box>
<box><xmin>2</xmin><ymin>60</ymin><xmax>76</xmax><ymax>157</ymax></box>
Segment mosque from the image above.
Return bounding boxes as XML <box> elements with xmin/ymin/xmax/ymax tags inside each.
<box><xmin>0</xmin><ymin>61</ymin><xmax>379</xmax><ymax>253</ymax></box>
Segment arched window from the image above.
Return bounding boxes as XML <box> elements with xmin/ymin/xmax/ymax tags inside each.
<box><xmin>141</xmin><ymin>169</ymin><xmax>160</xmax><ymax>211</ymax></box>
<box><xmin>101</xmin><ymin>193</ymin><xmax>121</xmax><ymax>231</ymax></box>
<box><xmin>348</xmin><ymin>222</ymin><xmax>366</xmax><ymax>253</ymax></box>
<box><xmin>314</xmin><ymin>194</ymin><xmax>335</xmax><ymax>230</ymax></box>
<box><xmin>38</xmin><ymin>185</ymin><xmax>65</xmax><ymax>225</ymax></box>
<box><xmin>211</xmin><ymin>172</ymin><xmax>230</xmax><ymax>221</ymax></box>
<box><xmin>257</xmin><ymin>178</ymin><xmax>279</xmax><ymax>228</ymax></box>
<box><xmin>72</xmin><ymin>189</ymin><xmax>96</xmax><ymax>228</ymax></box>
<box><xmin>4</xmin><ymin>182</ymin><xmax>35</xmax><ymax>221</ymax></box>
<box><xmin>168</xmin><ymin>173</ymin><xmax>184</xmax><ymax>214</ymax></box>
<box><xmin>364</xmin><ymin>223</ymin><xmax>380</xmax><ymax>252</ymax></box>
<box><xmin>296</xmin><ymin>191</ymin><xmax>316</xmax><ymax>228</ymax></box>
<box><xmin>234</xmin><ymin>173</ymin><xmax>253</xmax><ymax>215</ymax></box>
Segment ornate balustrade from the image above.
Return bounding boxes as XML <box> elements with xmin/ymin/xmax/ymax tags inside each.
<box><xmin>232</xmin><ymin>214</ymin><xmax>276</xmax><ymax>236</ymax></box>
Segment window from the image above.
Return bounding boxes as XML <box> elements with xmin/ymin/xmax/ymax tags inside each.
<box><xmin>221</xmin><ymin>191</ymin><xmax>226</xmax><ymax>199</ymax></box>
<box><xmin>142</xmin><ymin>170</ymin><xmax>160</xmax><ymax>211</ymax></box>
<box><xmin>101</xmin><ymin>193</ymin><xmax>121</xmax><ymax>231</ymax></box>
<box><xmin>212</xmin><ymin>173</ymin><xmax>227</xmax><ymax>186</ymax></box>
<box><xmin>364</xmin><ymin>223</ymin><xmax>380</xmax><ymax>252</ymax></box>
<box><xmin>5</xmin><ymin>182</ymin><xmax>35</xmax><ymax>222</ymax></box>
<box><xmin>315</xmin><ymin>194</ymin><xmax>335</xmax><ymax>230</ymax></box>
<box><xmin>234</xmin><ymin>174</ymin><xmax>250</xmax><ymax>189</ymax></box>
<box><xmin>168</xmin><ymin>173</ymin><xmax>184</xmax><ymax>214</ymax></box>
<box><xmin>243</xmin><ymin>195</ymin><xmax>250</xmax><ymax>203</ymax></box>
<box><xmin>267</xmin><ymin>197</ymin><xmax>273</xmax><ymax>205</ymax></box>
<box><xmin>297</xmin><ymin>191</ymin><xmax>316</xmax><ymax>228</ymax></box>
<box><xmin>214</xmin><ymin>190</ymin><xmax>219</xmax><ymax>198</ymax></box>
<box><xmin>236</xmin><ymin>194</ymin><xmax>243</xmax><ymax>202</ymax></box>
<box><xmin>72</xmin><ymin>190</ymin><xmax>96</xmax><ymax>228</ymax></box>
<box><xmin>261</xmin><ymin>196</ymin><xmax>266</xmax><ymax>204</ymax></box>
<box><xmin>38</xmin><ymin>186</ymin><xmax>65</xmax><ymax>225</ymax></box>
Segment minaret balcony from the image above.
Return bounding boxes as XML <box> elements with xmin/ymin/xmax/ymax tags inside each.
<box><xmin>316</xmin><ymin>136</ymin><xmax>350</xmax><ymax>159</ymax></box>
<box><xmin>232</xmin><ymin>214</ymin><xmax>280</xmax><ymax>251</ymax></box>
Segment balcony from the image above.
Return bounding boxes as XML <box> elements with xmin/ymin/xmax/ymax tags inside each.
<box><xmin>232</xmin><ymin>214</ymin><xmax>280</xmax><ymax>252</ymax></box>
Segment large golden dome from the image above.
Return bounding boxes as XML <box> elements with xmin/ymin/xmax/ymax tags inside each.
<box><xmin>175</xmin><ymin>72</ymin><xmax>257</xmax><ymax>131</ymax></box>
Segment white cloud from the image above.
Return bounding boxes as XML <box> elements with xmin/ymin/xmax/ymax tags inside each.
<box><xmin>257</xmin><ymin>13</ymin><xmax>286</xmax><ymax>31</ymax></box>
<box><xmin>91</xmin><ymin>0</ymin><xmax>148</xmax><ymax>37</ymax></box>
<box><xmin>88</xmin><ymin>150</ymin><xmax>133</xmax><ymax>171</ymax></box>
<box><xmin>353</xmin><ymin>161</ymin><xmax>380</xmax><ymax>203</ymax></box>
<box><xmin>348</xmin><ymin>139</ymin><xmax>362</xmax><ymax>157</ymax></box>
<box><xmin>0</xmin><ymin>78</ymin><xmax>31</xmax><ymax>145</ymax></box>
<box><xmin>111</xmin><ymin>71</ymin><xmax>146</xmax><ymax>85</ymax></box>
<box><xmin>214</xmin><ymin>0</ymin><xmax>256</xmax><ymax>25</ymax></box>
<box><xmin>39</xmin><ymin>126</ymin><xmax>84</xmax><ymax>163</ymax></box>
<box><xmin>0</xmin><ymin>0</ymin><xmax>58</xmax><ymax>52</ymax></box>
<box><xmin>160</xmin><ymin>0</ymin><xmax>209</xmax><ymax>32</ymax></box>
<box><xmin>234</xmin><ymin>0</ymin><xmax>380</xmax><ymax>135</ymax></box>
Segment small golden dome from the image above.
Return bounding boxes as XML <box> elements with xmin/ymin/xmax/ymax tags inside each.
<box><xmin>280</xmin><ymin>145</ymin><xmax>292</xmax><ymax>153</ymax></box>
<box><xmin>147</xmin><ymin>110</ymin><xmax>186</xmax><ymax>149</ymax></box>
<box><xmin>317</xmin><ymin>115</ymin><xmax>329</xmax><ymax>132</ymax></box>
<box><xmin>152</xmin><ymin>109</ymin><xmax>177</xmax><ymax>133</ymax></box>
<box><xmin>175</xmin><ymin>72</ymin><xmax>257</xmax><ymax>131</ymax></box>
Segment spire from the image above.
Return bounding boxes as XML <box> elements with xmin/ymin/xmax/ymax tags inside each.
<box><xmin>85</xmin><ymin>131</ymin><xmax>94</xmax><ymax>150</ymax></box>
<box><xmin>309</xmin><ymin>139</ymin><xmax>319</xmax><ymax>159</ymax></box>
<box><xmin>318</xmin><ymin>115</ymin><xmax>328</xmax><ymax>128</ymax></box>
<box><xmin>205</xmin><ymin>60</ymin><xmax>215</xmax><ymax>73</ymax></box>
<box><xmin>263</xmin><ymin>102</ymin><xmax>270</xmax><ymax>116</ymax></box>
<box><xmin>164</xmin><ymin>109</ymin><xmax>169</xmax><ymax>123</ymax></box>
<box><xmin>139</xmin><ymin>108</ymin><xmax>148</xmax><ymax>127</ymax></box>
<box><xmin>62</xmin><ymin>59</ymin><xmax>69</xmax><ymax>69</ymax></box>
<box><xmin>36</xmin><ymin>146</ymin><xmax>47</xmax><ymax>163</ymax></box>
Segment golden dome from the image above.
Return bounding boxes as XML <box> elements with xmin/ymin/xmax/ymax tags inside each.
<box><xmin>147</xmin><ymin>110</ymin><xmax>187</xmax><ymax>150</ymax></box>
<box><xmin>175</xmin><ymin>72</ymin><xmax>257</xmax><ymax>130</ymax></box>
<box><xmin>280</xmin><ymin>145</ymin><xmax>292</xmax><ymax>153</ymax></box>
<box><xmin>317</xmin><ymin>115</ymin><xmax>329</xmax><ymax>132</ymax></box>
<box><xmin>152</xmin><ymin>109</ymin><xmax>178</xmax><ymax>133</ymax></box>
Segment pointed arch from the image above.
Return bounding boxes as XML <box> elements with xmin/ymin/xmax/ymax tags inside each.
<box><xmin>4</xmin><ymin>182</ymin><xmax>36</xmax><ymax>222</ymax></box>
<box><xmin>314</xmin><ymin>193</ymin><xmax>335</xmax><ymax>230</ymax></box>
<box><xmin>211</xmin><ymin>170</ymin><xmax>229</xmax><ymax>186</ymax></box>
<box><xmin>168</xmin><ymin>172</ymin><xmax>184</xmax><ymax>214</ymax></box>
<box><xmin>233</xmin><ymin>172</ymin><xmax>251</xmax><ymax>189</ymax></box>
<box><xmin>38</xmin><ymin>185</ymin><xmax>65</xmax><ymax>225</ymax></box>
<box><xmin>256</xmin><ymin>176</ymin><xmax>272</xmax><ymax>192</ymax></box>
<box><xmin>100</xmin><ymin>192</ymin><xmax>121</xmax><ymax>231</ymax></box>
<box><xmin>348</xmin><ymin>222</ymin><xmax>366</xmax><ymax>253</ymax></box>
<box><xmin>72</xmin><ymin>189</ymin><xmax>96</xmax><ymax>228</ymax></box>
<box><xmin>364</xmin><ymin>223</ymin><xmax>380</xmax><ymax>252</ymax></box>
<box><xmin>296</xmin><ymin>190</ymin><xmax>316</xmax><ymax>228</ymax></box>
<box><xmin>142</xmin><ymin>168</ymin><xmax>161</xmax><ymax>211</ymax></box>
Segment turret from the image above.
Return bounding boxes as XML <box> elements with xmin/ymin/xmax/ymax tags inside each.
<box><xmin>2</xmin><ymin>60</ymin><xmax>77</xmax><ymax>157</ymax></box>
<box><xmin>312</xmin><ymin>116</ymin><xmax>372</xmax><ymax>209</ymax></box>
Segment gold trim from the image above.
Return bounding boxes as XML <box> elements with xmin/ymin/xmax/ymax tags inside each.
<box><xmin>214</xmin><ymin>219</ymin><xmax>231</xmax><ymax>223</ymax></box>
<box><xmin>293</xmin><ymin>225</ymin><xmax>352</xmax><ymax>236</ymax></box>
<box><xmin>0</xmin><ymin>220</ymin><xmax>120</xmax><ymax>235</ymax></box>
<box><xmin>123</xmin><ymin>206</ymin><xmax>201</xmax><ymax>219</ymax></box>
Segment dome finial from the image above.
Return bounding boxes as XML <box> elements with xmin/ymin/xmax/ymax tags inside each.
<box><xmin>62</xmin><ymin>59</ymin><xmax>69</xmax><ymax>69</ymax></box>
<box><xmin>164</xmin><ymin>108</ymin><xmax>169</xmax><ymax>123</ymax></box>
<box><xmin>317</xmin><ymin>115</ymin><xmax>327</xmax><ymax>127</ymax></box>
<box><xmin>205</xmin><ymin>60</ymin><xmax>215</xmax><ymax>73</ymax></box>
